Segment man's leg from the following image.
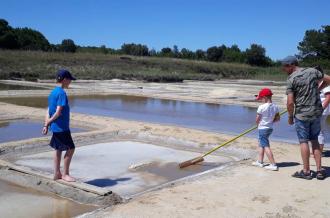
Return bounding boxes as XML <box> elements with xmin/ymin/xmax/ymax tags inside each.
<box><xmin>311</xmin><ymin>117</ymin><xmax>322</xmax><ymax>172</ymax></box>
<box><xmin>300</xmin><ymin>142</ymin><xmax>310</xmax><ymax>173</ymax></box>
<box><xmin>311</xmin><ymin>140</ymin><xmax>322</xmax><ymax>172</ymax></box>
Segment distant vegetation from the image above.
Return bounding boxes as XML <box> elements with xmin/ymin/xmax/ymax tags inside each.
<box><xmin>0</xmin><ymin>18</ymin><xmax>329</xmax><ymax>82</ymax></box>
<box><xmin>0</xmin><ymin>50</ymin><xmax>289</xmax><ymax>82</ymax></box>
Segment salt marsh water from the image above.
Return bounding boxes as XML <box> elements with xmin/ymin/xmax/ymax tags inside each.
<box><xmin>0</xmin><ymin>82</ymin><xmax>47</xmax><ymax>90</ymax></box>
<box><xmin>0</xmin><ymin>179</ymin><xmax>97</xmax><ymax>218</ymax></box>
<box><xmin>0</xmin><ymin>119</ymin><xmax>84</xmax><ymax>143</ymax></box>
<box><xmin>1</xmin><ymin>95</ymin><xmax>330</xmax><ymax>144</ymax></box>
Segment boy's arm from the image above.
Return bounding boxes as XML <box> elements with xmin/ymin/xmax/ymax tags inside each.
<box><xmin>273</xmin><ymin>113</ymin><xmax>280</xmax><ymax>122</ymax></box>
<box><xmin>42</xmin><ymin>108</ymin><xmax>50</xmax><ymax>135</ymax></box>
<box><xmin>256</xmin><ymin>114</ymin><xmax>261</xmax><ymax>125</ymax></box>
<box><xmin>45</xmin><ymin>106</ymin><xmax>63</xmax><ymax>127</ymax></box>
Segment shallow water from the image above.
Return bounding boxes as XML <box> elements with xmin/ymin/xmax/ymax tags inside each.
<box><xmin>0</xmin><ymin>179</ymin><xmax>96</xmax><ymax>218</ymax></box>
<box><xmin>0</xmin><ymin>83</ymin><xmax>47</xmax><ymax>90</ymax></box>
<box><xmin>0</xmin><ymin>119</ymin><xmax>84</xmax><ymax>143</ymax></box>
<box><xmin>1</xmin><ymin>95</ymin><xmax>330</xmax><ymax>145</ymax></box>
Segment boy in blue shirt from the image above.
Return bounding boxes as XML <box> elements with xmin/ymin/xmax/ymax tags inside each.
<box><xmin>42</xmin><ymin>69</ymin><xmax>76</xmax><ymax>182</ymax></box>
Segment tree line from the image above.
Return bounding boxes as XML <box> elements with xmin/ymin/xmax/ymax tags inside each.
<box><xmin>0</xmin><ymin>18</ymin><xmax>329</xmax><ymax>67</ymax></box>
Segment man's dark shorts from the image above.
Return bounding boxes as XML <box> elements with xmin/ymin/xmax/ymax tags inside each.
<box><xmin>294</xmin><ymin>117</ymin><xmax>321</xmax><ymax>143</ymax></box>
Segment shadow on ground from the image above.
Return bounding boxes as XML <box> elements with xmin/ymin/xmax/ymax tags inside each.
<box><xmin>86</xmin><ymin>178</ymin><xmax>131</xmax><ymax>187</ymax></box>
<box><xmin>323</xmin><ymin>150</ymin><xmax>330</xmax><ymax>157</ymax></box>
<box><xmin>277</xmin><ymin>162</ymin><xmax>300</xmax><ymax>168</ymax></box>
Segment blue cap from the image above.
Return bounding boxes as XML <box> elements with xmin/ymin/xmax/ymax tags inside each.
<box><xmin>280</xmin><ymin>56</ymin><xmax>298</xmax><ymax>65</ymax></box>
<box><xmin>56</xmin><ymin>69</ymin><xmax>76</xmax><ymax>81</ymax></box>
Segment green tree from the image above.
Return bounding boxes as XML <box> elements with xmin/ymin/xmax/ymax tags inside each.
<box><xmin>121</xmin><ymin>43</ymin><xmax>149</xmax><ymax>56</ymax></box>
<box><xmin>160</xmin><ymin>47</ymin><xmax>173</xmax><ymax>57</ymax></box>
<box><xmin>100</xmin><ymin>45</ymin><xmax>108</xmax><ymax>54</ymax></box>
<box><xmin>245</xmin><ymin>44</ymin><xmax>270</xmax><ymax>66</ymax></box>
<box><xmin>298</xmin><ymin>25</ymin><xmax>330</xmax><ymax>59</ymax></box>
<box><xmin>206</xmin><ymin>46</ymin><xmax>223</xmax><ymax>62</ymax></box>
<box><xmin>180</xmin><ymin>48</ymin><xmax>195</xmax><ymax>59</ymax></box>
<box><xmin>60</xmin><ymin>39</ymin><xmax>77</xmax><ymax>52</ymax></box>
<box><xmin>195</xmin><ymin>49</ymin><xmax>206</xmax><ymax>60</ymax></box>
<box><xmin>0</xmin><ymin>32</ymin><xmax>19</xmax><ymax>49</ymax></box>
<box><xmin>0</xmin><ymin>19</ymin><xmax>19</xmax><ymax>49</ymax></box>
<box><xmin>14</xmin><ymin>28</ymin><xmax>50</xmax><ymax>51</ymax></box>
<box><xmin>223</xmin><ymin>45</ymin><xmax>245</xmax><ymax>63</ymax></box>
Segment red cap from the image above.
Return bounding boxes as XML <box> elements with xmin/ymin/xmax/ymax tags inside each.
<box><xmin>255</xmin><ymin>88</ymin><xmax>273</xmax><ymax>100</ymax></box>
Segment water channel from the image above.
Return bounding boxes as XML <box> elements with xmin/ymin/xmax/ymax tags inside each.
<box><xmin>2</xmin><ymin>95</ymin><xmax>329</xmax><ymax>145</ymax></box>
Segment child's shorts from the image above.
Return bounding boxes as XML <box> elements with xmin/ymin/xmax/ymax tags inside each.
<box><xmin>258</xmin><ymin>128</ymin><xmax>273</xmax><ymax>147</ymax></box>
<box><xmin>50</xmin><ymin>130</ymin><xmax>75</xmax><ymax>151</ymax></box>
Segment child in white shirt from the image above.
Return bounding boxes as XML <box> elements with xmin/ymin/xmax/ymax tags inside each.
<box><xmin>253</xmin><ymin>88</ymin><xmax>280</xmax><ymax>171</ymax></box>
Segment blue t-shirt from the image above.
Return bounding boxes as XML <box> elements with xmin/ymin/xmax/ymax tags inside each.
<box><xmin>48</xmin><ymin>87</ymin><xmax>70</xmax><ymax>132</ymax></box>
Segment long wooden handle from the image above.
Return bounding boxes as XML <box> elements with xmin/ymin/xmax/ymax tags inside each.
<box><xmin>202</xmin><ymin>110</ymin><xmax>287</xmax><ymax>158</ymax></box>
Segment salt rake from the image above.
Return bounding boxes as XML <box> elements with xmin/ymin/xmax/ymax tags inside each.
<box><xmin>179</xmin><ymin>110</ymin><xmax>287</xmax><ymax>168</ymax></box>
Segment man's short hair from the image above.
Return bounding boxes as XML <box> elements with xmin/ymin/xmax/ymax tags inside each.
<box><xmin>280</xmin><ymin>56</ymin><xmax>298</xmax><ymax>66</ymax></box>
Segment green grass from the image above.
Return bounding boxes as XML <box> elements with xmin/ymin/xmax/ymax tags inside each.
<box><xmin>0</xmin><ymin>50</ymin><xmax>289</xmax><ymax>82</ymax></box>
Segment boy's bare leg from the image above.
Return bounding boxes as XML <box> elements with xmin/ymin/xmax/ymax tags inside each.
<box><xmin>311</xmin><ymin>140</ymin><xmax>322</xmax><ymax>172</ymax></box>
<box><xmin>300</xmin><ymin>142</ymin><xmax>310</xmax><ymax>173</ymax></box>
<box><xmin>264</xmin><ymin>147</ymin><xmax>276</xmax><ymax>165</ymax></box>
<box><xmin>62</xmin><ymin>148</ymin><xmax>75</xmax><ymax>182</ymax></box>
<box><xmin>258</xmin><ymin>147</ymin><xmax>265</xmax><ymax>163</ymax></box>
<box><xmin>54</xmin><ymin>150</ymin><xmax>62</xmax><ymax>180</ymax></box>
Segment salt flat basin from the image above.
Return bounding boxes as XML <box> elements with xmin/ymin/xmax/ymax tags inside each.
<box><xmin>0</xmin><ymin>119</ymin><xmax>84</xmax><ymax>143</ymax></box>
<box><xmin>14</xmin><ymin>141</ymin><xmax>232</xmax><ymax>197</ymax></box>
<box><xmin>0</xmin><ymin>179</ymin><xmax>96</xmax><ymax>218</ymax></box>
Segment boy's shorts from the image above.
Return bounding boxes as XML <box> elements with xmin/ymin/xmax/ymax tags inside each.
<box><xmin>258</xmin><ymin>128</ymin><xmax>273</xmax><ymax>147</ymax></box>
<box><xmin>50</xmin><ymin>130</ymin><xmax>75</xmax><ymax>151</ymax></box>
<box><xmin>295</xmin><ymin>117</ymin><xmax>321</xmax><ymax>143</ymax></box>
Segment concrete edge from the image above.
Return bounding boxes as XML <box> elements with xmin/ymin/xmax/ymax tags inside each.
<box><xmin>0</xmin><ymin>160</ymin><xmax>123</xmax><ymax>206</ymax></box>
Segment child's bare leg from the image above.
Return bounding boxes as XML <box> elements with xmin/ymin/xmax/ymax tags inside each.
<box><xmin>62</xmin><ymin>148</ymin><xmax>75</xmax><ymax>182</ymax></box>
<box><xmin>54</xmin><ymin>150</ymin><xmax>62</xmax><ymax>180</ymax></box>
<box><xmin>265</xmin><ymin>147</ymin><xmax>276</xmax><ymax>165</ymax></box>
<box><xmin>258</xmin><ymin>147</ymin><xmax>265</xmax><ymax>163</ymax></box>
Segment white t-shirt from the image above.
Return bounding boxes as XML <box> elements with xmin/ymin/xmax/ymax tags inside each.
<box><xmin>320</xmin><ymin>86</ymin><xmax>330</xmax><ymax>115</ymax></box>
<box><xmin>257</xmin><ymin>103</ymin><xmax>279</xmax><ymax>129</ymax></box>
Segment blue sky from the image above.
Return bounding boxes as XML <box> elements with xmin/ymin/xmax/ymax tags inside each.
<box><xmin>1</xmin><ymin>0</ymin><xmax>329</xmax><ymax>59</ymax></box>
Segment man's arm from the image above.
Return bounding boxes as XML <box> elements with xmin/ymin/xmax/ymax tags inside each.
<box><xmin>287</xmin><ymin>93</ymin><xmax>295</xmax><ymax>125</ymax></box>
